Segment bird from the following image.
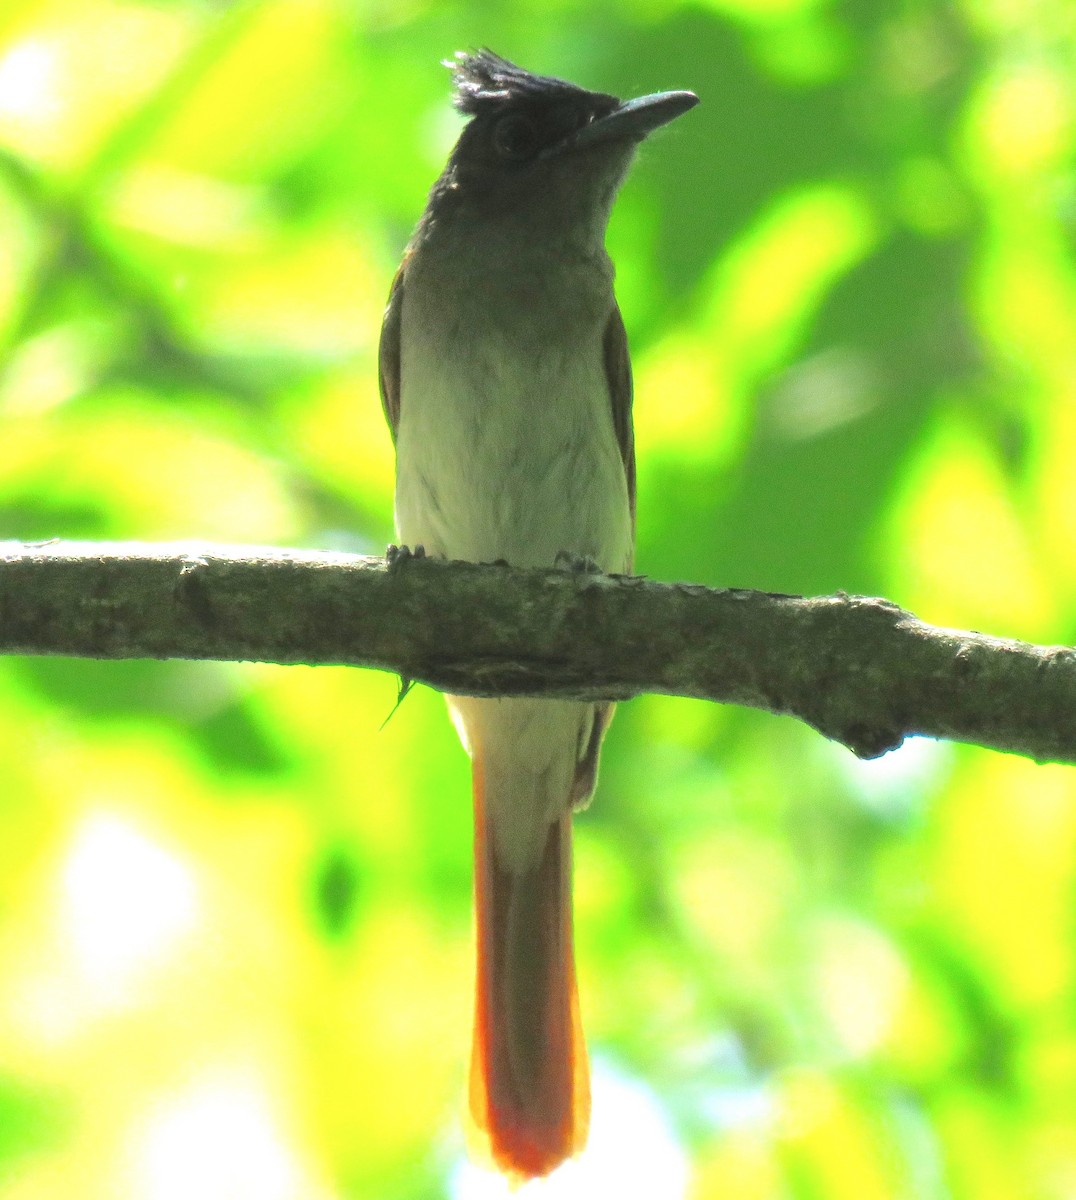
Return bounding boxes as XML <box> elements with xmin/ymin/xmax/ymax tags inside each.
<box><xmin>378</xmin><ymin>49</ymin><xmax>698</xmax><ymax>1182</ymax></box>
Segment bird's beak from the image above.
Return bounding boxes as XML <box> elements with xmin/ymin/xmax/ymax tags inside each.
<box><xmin>556</xmin><ymin>89</ymin><xmax>699</xmax><ymax>155</ymax></box>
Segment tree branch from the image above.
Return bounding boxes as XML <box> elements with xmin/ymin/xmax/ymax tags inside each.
<box><xmin>2</xmin><ymin>540</ymin><xmax>1073</xmax><ymax>765</ymax></box>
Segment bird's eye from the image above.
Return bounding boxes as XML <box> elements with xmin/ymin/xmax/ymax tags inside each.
<box><xmin>491</xmin><ymin>114</ymin><xmax>539</xmax><ymax>162</ymax></box>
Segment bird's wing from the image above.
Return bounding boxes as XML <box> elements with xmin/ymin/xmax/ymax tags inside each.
<box><xmin>603</xmin><ymin>302</ymin><xmax>636</xmax><ymax>543</ymax></box>
<box><xmin>566</xmin><ymin>303</ymin><xmax>638</xmax><ymax>811</ymax></box>
<box><xmin>378</xmin><ymin>259</ymin><xmax>406</xmax><ymax>443</ymax></box>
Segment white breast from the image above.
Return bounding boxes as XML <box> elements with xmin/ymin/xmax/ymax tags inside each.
<box><xmin>393</xmin><ymin>257</ymin><xmax>632</xmax><ymax>575</ymax></box>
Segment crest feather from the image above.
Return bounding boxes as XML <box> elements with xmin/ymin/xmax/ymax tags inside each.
<box><xmin>448</xmin><ymin>49</ymin><xmax>591</xmax><ymax>116</ymax></box>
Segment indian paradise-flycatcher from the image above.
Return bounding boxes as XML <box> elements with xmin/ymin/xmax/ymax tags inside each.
<box><xmin>378</xmin><ymin>49</ymin><xmax>698</xmax><ymax>1181</ymax></box>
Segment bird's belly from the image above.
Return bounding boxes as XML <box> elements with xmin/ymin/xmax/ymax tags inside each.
<box><xmin>395</xmin><ymin>346</ymin><xmax>631</xmax><ymax>573</ymax></box>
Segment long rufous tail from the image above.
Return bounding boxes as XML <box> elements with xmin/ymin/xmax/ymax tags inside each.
<box><xmin>467</xmin><ymin>754</ymin><xmax>590</xmax><ymax>1181</ymax></box>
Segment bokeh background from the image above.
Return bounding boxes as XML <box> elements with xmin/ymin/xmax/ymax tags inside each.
<box><xmin>1</xmin><ymin>0</ymin><xmax>1075</xmax><ymax>1197</ymax></box>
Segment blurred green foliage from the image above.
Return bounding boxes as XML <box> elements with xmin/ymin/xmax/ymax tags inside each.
<box><xmin>1</xmin><ymin>1</ymin><xmax>1075</xmax><ymax>1197</ymax></box>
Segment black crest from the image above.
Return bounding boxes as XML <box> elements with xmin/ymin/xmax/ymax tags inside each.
<box><xmin>448</xmin><ymin>49</ymin><xmax>600</xmax><ymax>116</ymax></box>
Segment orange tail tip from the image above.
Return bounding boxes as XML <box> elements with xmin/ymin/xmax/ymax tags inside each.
<box><xmin>467</xmin><ymin>759</ymin><xmax>591</xmax><ymax>1183</ymax></box>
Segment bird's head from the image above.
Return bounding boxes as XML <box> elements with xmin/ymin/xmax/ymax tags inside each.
<box><xmin>426</xmin><ymin>50</ymin><xmax>698</xmax><ymax>247</ymax></box>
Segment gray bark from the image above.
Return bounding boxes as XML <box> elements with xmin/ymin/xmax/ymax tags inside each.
<box><xmin>2</xmin><ymin>539</ymin><xmax>1073</xmax><ymax>764</ymax></box>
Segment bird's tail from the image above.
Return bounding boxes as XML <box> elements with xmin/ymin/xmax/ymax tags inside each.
<box><xmin>466</xmin><ymin>750</ymin><xmax>590</xmax><ymax>1181</ymax></box>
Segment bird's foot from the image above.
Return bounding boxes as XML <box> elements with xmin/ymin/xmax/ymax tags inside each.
<box><xmin>386</xmin><ymin>543</ymin><xmax>426</xmax><ymax>571</ymax></box>
<box><xmin>554</xmin><ymin>550</ymin><xmax>602</xmax><ymax>574</ymax></box>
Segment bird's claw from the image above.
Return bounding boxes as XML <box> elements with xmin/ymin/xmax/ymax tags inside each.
<box><xmin>554</xmin><ymin>550</ymin><xmax>602</xmax><ymax>574</ymax></box>
<box><xmin>386</xmin><ymin>543</ymin><xmax>427</xmax><ymax>571</ymax></box>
